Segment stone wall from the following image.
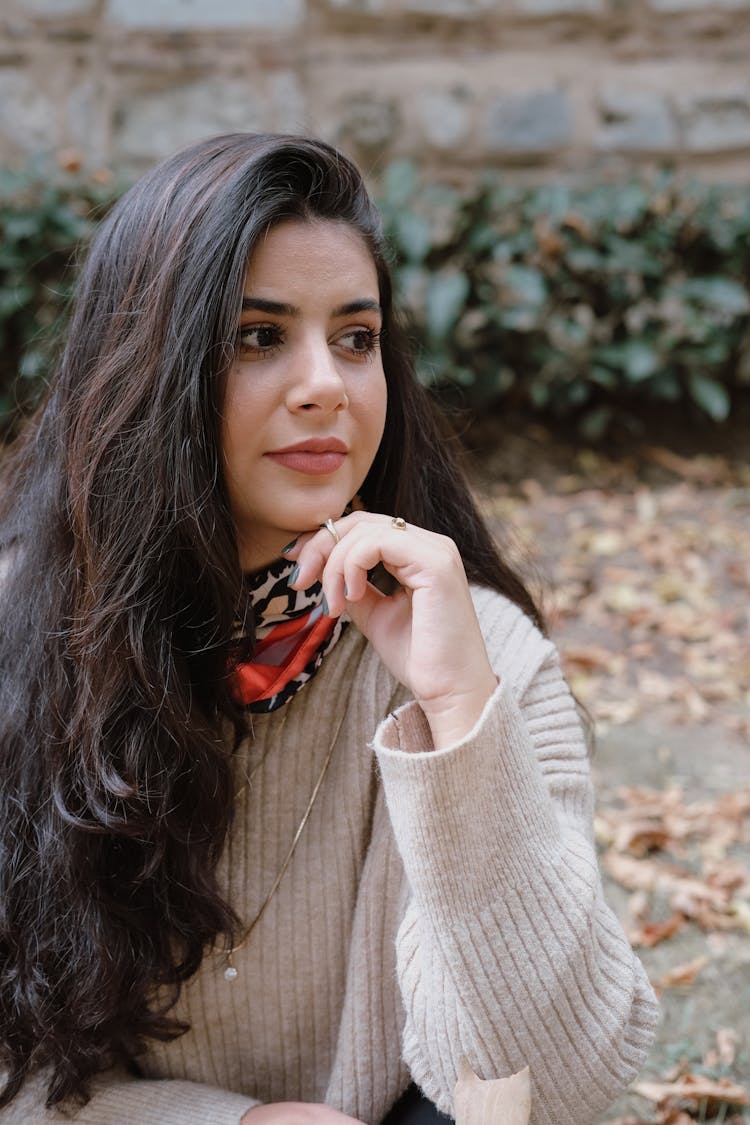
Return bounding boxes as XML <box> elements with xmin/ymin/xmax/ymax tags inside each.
<box><xmin>2</xmin><ymin>0</ymin><xmax>750</xmax><ymax>183</ymax></box>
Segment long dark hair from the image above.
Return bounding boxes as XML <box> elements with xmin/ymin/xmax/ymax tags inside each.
<box><xmin>0</xmin><ymin>133</ymin><xmax>541</xmax><ymax>1109</ymax></box>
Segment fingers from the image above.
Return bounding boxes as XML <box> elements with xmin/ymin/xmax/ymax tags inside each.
<box><xmin>288</xmin><ymin>513</ymin><xmax>421</xmax><ymax>617</ymax></box>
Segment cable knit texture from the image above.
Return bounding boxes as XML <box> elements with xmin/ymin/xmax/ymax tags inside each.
<box><xmin>6</xmin><ymin>588</ymin><xmax>659</xmax><ymax>1125</ymax></box>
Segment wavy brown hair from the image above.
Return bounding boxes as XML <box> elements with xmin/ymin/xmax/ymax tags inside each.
<box><xmin>0</xmin><ymin>133</ymin><xmax>541</xmax><ymax>1109</ymax></box>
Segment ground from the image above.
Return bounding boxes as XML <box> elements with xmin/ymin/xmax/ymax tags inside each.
<box><xmin>466</xmin><ymin>412</ymin><xmax>750</xmax><ymax>1125</ymax></box>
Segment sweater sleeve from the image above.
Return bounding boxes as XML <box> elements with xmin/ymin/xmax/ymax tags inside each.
<box><xmin>2</xmin><ymin>1068</ymin><xmax>258</xmax><ymax>1124</ymax></box>
<box><xmin>371</xmin><ymin>594</ymin><xmax>659</xmax><ymax>1125</ymax></box>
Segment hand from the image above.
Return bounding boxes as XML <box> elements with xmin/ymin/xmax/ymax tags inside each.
<box><xmin>241</xmin><ymin>1103</ymin><xmax>366</xmax><ymax>1124</ymax></box>
<box><xmin>286</xmin><ymin>512</ymin><xmax>498</xmax><ymax>748</ymax></box>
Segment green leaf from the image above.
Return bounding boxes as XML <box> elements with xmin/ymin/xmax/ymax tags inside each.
<box><xmin>680</xmin><ymin>277</ymin><xmax>750</xmax><ymax>316</ymax></box>
<box><xmin>19</xmin><ymin>348</ymin><xmax>46</xmax><ymax>379</ymax></box>
<box><xmin>0</xmin><ymin>284</ymin><xmax>34</xmax><ymax>318</ymax></box>
<box><xmin>598</xmin><ymin>340</ymin><xmax>660</xmax><ymax>383</ymax></box>
<box><xmin>467</xmin><ymin>223</ymin><xmax>499</xmax><ymax>256</ymax></box>
<box><xmin>579</xmin><ymin>405</ymin><xmax>613</xmax><ymax>441</ymax></box>
<box><xmin>588</xmin><ymin>365</ymin><xmax>617</xmax><ymax>389</ymax></box>
<box><xmin>497</xmin><ymin>307</ymin><xmax>538</xmax><ymax>332</ymax></box>
<box><xmin>394</xmin><ymin>264</ymin><xmax>428</xmax><ymax>309</ymax></box>
<box><xmin>503</xmin><ymin>265</ymin><xmax>547</xmax><ymax>307</ymax></box>
<box><xmin>528</xmin><ymin>382</ymin><xmax>549</xmax><ymax>408</ymax></box>
<box><xmin>648</xmin><ymin>371</ymin><xmax>681</xmax><ymax>400</ymax></box>
<box><xmin>425</xmin><ymin>271</ymin><xmax>470</xmax><ymax>342</ymax></box>
<box><xmin>394</xmin><ymin>211</ymin><xmax>432</xmax><ymax>264</ymax></box>
<box><xmin>687</xmin><ymin>372</ymin><xmax>730</xmax><ymax>421</ymax></box>
<box><xmin>566</xmin><ymin>380</ymin><xmax>590</xmax><ymax>406</ymax></box>
<box><xmin>382</xmin><ymin>160</ymin><xmax>418</xmax><ymax>209</ymax></box>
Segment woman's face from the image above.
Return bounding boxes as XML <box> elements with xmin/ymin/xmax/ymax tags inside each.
<box><xmin>221</xmin><ymin>219</ymin><xmax>388</xmax><ymax>572</ymax></box>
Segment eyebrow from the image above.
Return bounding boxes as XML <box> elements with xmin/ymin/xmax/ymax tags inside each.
<box><xmin>241</xmin><ymin>297</ymin><xmax>382</xmax><ymax>318</ymax></box>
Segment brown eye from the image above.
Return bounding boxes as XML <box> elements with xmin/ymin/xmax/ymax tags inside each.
<box><xmin>238</xmin><ymin>324</ymin><xmax>284</xmax><ymax>355</ymax></box>
<box><xmin>338</xmin><ymin>328</ymin><xmax>381</xmax><ymax>357</ymax></box>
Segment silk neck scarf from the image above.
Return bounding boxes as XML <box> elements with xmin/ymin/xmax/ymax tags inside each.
<box><xmin>231</xmin><ymin>556</ymin><xmax>349</xmax><ymax>713</ymax></box>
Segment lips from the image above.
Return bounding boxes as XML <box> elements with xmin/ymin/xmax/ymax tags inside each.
<box><xmin>270</xmin><ymin>437</ymin><xmax>348</xmax><ymax>455</ymax></box>
<box><xmin>265</xmin><ymin>437</ymin><xmax>348</xmax><ymax>475</ymax></box>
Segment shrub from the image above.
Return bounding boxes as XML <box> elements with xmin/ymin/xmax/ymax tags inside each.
<box><xmin>0</xmin><ymin>162</ymin><xmax>117</xmax><ymax>435</ymax></box>
<box><xmin>379</xmin><ymin>162</ymin><xmax>750</xmax><ymax>438</ymax></box>
<box><xmin>2</xmin><ymin>159</ymin><xmax>750</xmax><ymax>439</ymax></box>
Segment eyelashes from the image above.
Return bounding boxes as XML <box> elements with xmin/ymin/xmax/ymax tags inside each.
<box><xmin>340</xmin><ymin>326</ymin><xmax>382</xmax><ymax>357</ymax></box>
<box><xmin>238</xmin><ymin>324</ymin><xmax>283</xmax><ymax>356</ymax></box>
<box><xmin>237</xmin><ymin>323</ymin><xmax>382</xmax><ymax>361</ymax></box>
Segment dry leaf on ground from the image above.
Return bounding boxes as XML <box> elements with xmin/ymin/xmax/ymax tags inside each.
<box><xmin>634</xmin><ymin>1074</ymin><xmax>750</xmax><ymax>1112</ymax></box>
<box><xmin>655</xmin><ymin>955</ymin><xmax>709</xmax><ymax>989</ymax></box>
<box><xmin>453</xmin><ymin>1058</ymin><xmax>530</xmax><ymax>1125</ymax></box>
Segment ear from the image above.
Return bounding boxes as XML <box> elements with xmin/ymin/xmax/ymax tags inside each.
<box><xmin>453</xmin><ymin>1057</ymin><xmax>531</xmax><ymax>1125</ymax></box>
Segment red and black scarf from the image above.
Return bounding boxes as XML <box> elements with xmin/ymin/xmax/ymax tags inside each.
<box><xmin>231</xmin><ymin>557</ymin><xmax>348</xmax><ymax>713</ymax></box>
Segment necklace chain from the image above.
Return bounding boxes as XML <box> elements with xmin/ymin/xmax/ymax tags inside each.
<box><xmin>222</xmin><ymin>710</ymin><xmax>345</xmax><ymax>982</ymax></box>
<box><xmin>233</xmin><ymin>708</ymin><xmax>290</xmax><ymax>801</ymax></box>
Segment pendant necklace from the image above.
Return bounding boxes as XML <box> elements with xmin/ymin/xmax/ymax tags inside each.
<box><xmin>222</xmin><ymin>710</ymin><xmax>345</xmax><ymax>982</ymax></box>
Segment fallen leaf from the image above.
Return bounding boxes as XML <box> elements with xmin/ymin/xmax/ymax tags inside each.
<box><xmin>634</xmin><ymin>1073</ymin><xmax>750</xmax><ymax>1111</ymax></box>
<box><xmin>644</xmin><ymin>447</ymin><xmax>730</xmax><ymax>485</ymax></box>
<box><xmin>628</xmin><ymin>912</ymin><xmax>685</xmax><ymax>948</ymax></box>
<box><xmin>454</xmin><ymin>1058</ymin><xmax>531</xmax><ymax>1125</ymax></box>
<box><xmin>655</xmin><ymin>955</ymin><xmax>709</xmax><ymax>989</ymax></box>
<box><xmin>716</xmin><ymin>1027</ymin><xmax>740</xmax><ymax>1067</ymax></box>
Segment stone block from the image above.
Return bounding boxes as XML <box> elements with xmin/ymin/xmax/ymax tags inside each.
<box><xmin>115</xmin><ymin>74</ymin><xmax>305</xmax><ymax>163</ymax></box>
<box><xmin>0</xmin><ymin>69</ymin><xmax>58</xmax><ymax>153</ymax></box>
<box><xmin>397</xmin><ymin>0</ymin><xmax>496</xmax><ymax>13</ymax></box>
<box><xmin>327</xmin><ymin>0</ymin><xmax>386</xmax><ymax>10</ymax></box>
<box><xmin>337</xmin><ymin>94</ymin><xmax>400</xmax><ymax>152</ymax></box>
<box><xmin>417</xmin><ymin>87</ymin><xmax>472</xmax><ymax>150</ymax></box>
<box><xmin>676</xmin><ymin>87</ymin><xmax>750</xmax><ymax>152</ymax></box>
<box><xmin>650</xmin><ymin>0</ymin><xmax>749</xmax><ymax>10</ymax></box>
<box><xmin>267</xmin><ymin>70</ymin><xmax>306</xmax><ymax>133</ymax></box>
<box><xmin>105</xmin><ymin>0</ymin><xmax>305</xmax><ymax>30</ymax></box>
<box><xmin>15</xmin><ymin>0</ymin><xmax>96</xmax><ymax>13</ymax></box>
<box><xmin>515</xmin><ymin>0</ymin><xmax>603</xmax><ymax>14</ymax></box>
<box><xmin>485</xmin><ymin>88</ymin><xmax>572</xmax><ymax>154</ymax></box>
<box><xmin>597</xmin><ymin>87</ymin><xmax>678</xmax><ymax>152</ymax></box>
<box><xmin>67</xmin><ymin>77</ymin><xmax>109</xmax><ymax>163</ymax></box>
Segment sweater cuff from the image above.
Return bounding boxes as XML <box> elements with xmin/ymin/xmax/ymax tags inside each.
<box><xmin>372</xmin><ymin>679</ymin><xmax>563</xmax><ymax>923</ymax></box>
<box><xmin>88</xmin><ymin>1077</ymin><xmax>258</xmax><ymax>1125</ymax></box>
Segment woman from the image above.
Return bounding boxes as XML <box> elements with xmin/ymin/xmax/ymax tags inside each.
<box><xmin>0</xmin><ymin>133</ymin><xmax>658</xmax><ymax>1125</ymax></box>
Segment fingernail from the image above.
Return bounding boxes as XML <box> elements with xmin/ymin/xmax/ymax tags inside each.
<box><xmin>322</xmin><ymin>593</ymin><xmax>330</xmax><ymax>616</ymax></box>
<box><xmin>281</xmin><ymin>538</ymin><xmax>298</xmax><ymax>554</ymax></box>
<box><xmin>289</xmin><ymin>564</ymin><xmax>300</xmax><ymax>585</ymax></box>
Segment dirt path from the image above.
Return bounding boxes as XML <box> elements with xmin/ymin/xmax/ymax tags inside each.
<box><xmin>470</xmin><ymin>426</ymin><xmax>750</xmax><ymax>1124</ymax></box>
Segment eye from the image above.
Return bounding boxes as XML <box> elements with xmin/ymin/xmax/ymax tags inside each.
<box><xmin>337</xmin><ymin>327</ymin><xmax>382</xmax><ymax>358</ymax></box>
<box><xmin>238</xmin><ymin>323</ymin><xmax>284</xmax><ymax>357</ymax></box>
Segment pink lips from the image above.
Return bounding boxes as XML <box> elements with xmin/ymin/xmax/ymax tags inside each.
<box><xmin>265</xmin><ymin>437</ymin><xmax>348</xmax><ymax>476</ymax></box>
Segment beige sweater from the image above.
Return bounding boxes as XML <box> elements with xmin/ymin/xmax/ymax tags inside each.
<box><xmin>9</xmin><ymin>588</ymin><xmax>659</xmax><ymax>1125</ymax></box>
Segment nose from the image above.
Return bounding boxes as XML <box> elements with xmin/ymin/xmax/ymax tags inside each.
<box><xmin>285</xmin><ymin>333</ymin><xmax>348</xmax><ymax>413</ymax></box>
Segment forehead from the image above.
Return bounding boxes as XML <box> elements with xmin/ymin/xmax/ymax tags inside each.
<box><xmin>243</xmin><ymin>219</ymin><xmax>379</xmax><ymax>297</ymax></box>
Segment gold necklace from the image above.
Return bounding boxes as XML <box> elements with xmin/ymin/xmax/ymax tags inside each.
<box><xmin>233</xmin><ymin>708</ymin><xmax>290</xmax><ymax>801</ymax></box>
<box><xmin>222</xmin><ymin>710</ymin><xmax>345</xmax><ymax>982</ymax></box>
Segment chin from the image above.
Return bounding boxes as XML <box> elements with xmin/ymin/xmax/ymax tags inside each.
<box><xmin>292</xmin><ymin>496</ymin><xmax>352</xmax><ymax>529</ymax></box>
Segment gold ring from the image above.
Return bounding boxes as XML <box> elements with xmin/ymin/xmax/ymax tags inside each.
<box><xmin>322</xmin><ymin>518</ymin><xmax>340</xmax><ymax>543</ymax></box>
<box><xmin>391</xmin><ymin>516</ymin><xmax>407</xmax><ymax>530</ymax></box>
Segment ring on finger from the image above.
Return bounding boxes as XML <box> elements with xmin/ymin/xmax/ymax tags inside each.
<box><xmin>391</xmin><ymin>516</ymin><xmax>407</xmax><ymax>531</ymax></box>
<box><xmin>322</xmin><ymin>518</ymin><xmax>340</xmax><ymax>543</ymax></box>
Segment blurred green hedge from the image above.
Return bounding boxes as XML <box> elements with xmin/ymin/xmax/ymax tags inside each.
<box><xmin>2</xmin><ymin>159</ymin><xmax>750</xmax><ymax>440</ymax></box>
<box><xmin>0</xmin><ymin>162</ymin><xmax>116</xmax><ymax>433</ymax></box>
<box><xmin>380</xmin><ymin>163</ymin><xmax>750</xmax><ymax>439</ymax></box>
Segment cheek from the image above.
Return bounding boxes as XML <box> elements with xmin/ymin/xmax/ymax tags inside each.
<box><xmin>221</xmin><ymin>367</ymin><xmax>271</xmax><ymax>457</ymax></box>
<box><xmin>363</xmin><ymin>370</ymin><xmax>388</xmax><ymax>439</ymax></box>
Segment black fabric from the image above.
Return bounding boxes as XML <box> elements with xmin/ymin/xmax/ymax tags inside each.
<box><xmin>380</xmin><ymin>1084</ymin><xmax>454</xmax><ymax>1125</ymax></box>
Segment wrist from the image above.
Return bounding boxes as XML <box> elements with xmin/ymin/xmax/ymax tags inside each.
<box><xmin>418</xmin><ymin>673</ymin><xmax>499</xmax><ymax>751</ymax></box>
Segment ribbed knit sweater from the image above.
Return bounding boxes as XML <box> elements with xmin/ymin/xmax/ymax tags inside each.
<box><xmin>8</xmin><ymin>587</ymin><xmax>659</xmax><ymax>1125</ymax></box>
